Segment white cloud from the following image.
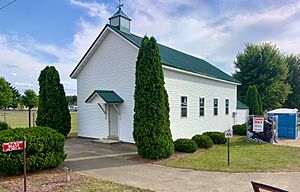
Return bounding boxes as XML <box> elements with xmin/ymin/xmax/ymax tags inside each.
<box><xmin>0</xmin><ymin>33</ymin><xmax>76</xmax><ymax>94</ymax></box>
<box><xmin>1</xmin><ymin>0</ymin><xmax>300</xmax><ymax>95</ymax></box>
<box><xmin>70</xmin><ymin>0</ymin><xmax>110</xmax><ymax>18</ymax></box>
<box><xmin>123</xmin><ymin>0</ymin><xmax>300</xmax><ymax>73</ymax></box>
<box><xmin>15</xmin><ymin>82</ymin><xmax>34</xmax><ymax>87</ymax></box>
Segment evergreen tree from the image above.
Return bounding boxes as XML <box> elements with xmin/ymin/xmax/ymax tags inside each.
<box><xmin>36</xmin><ymin>66</ymin><xmax>71</xmax><ymax>136</ymax></box>
<box><xmin>284</xmin><ymin>54</ymin><xmax>300</xmax><ymax>109</ymax></box>
<box><xmin>245</xmin><ymin>85</ymin><xmax>263</xmax><ymax>115</ymax></box>
<box><xmin>7</xmin><ymin>83</ymin><xmax>21</xmax><ymax>109</ymax></box>
<box><xmin>257</xmin><ymin>93</ymin><xmax>263</xmax><ymax>114</ymax></box>
<box><xmin>0</xmin><ymin>77</ymin><xmax>13</xmax><ymax>109</ymax></box>
<box><xmin>133</xmin><ymin>36</ymin><xmax>174</xmax><ymax>159</ymax></box>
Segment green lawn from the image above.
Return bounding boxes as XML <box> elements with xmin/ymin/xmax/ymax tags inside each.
<box><xmin>0</xmin><ymin>110</ymin><xmax>78</xmax><ymax>135</ymax></box>
<box><xmin>162</xmin><ymin>136</ymin><xmax>300</xmax><ymax>173</ymax></box>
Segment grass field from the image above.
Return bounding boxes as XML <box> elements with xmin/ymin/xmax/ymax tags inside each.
<box><xmin>0</xmin><ymin>110</ymin><xmax>78</xmax><ymax>135</ymax></box>
<box><xmin>161</xmin><ymin>136</ymin><xmax>300</xmax><ymax>172</ymax></box>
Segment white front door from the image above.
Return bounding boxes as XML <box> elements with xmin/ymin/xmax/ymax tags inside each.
<box><xmin>108</xmin><ymin>105</ymin><xmax>118</xmax><ymax>138</ymax></box>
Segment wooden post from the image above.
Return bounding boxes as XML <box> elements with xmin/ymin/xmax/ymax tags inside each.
<box><xmin>32</xmin><ymin>112</ymin><xmax>35</xmax><ymax>127</ymax></box>
<box><xmin>23</xmin><ymin>141</ymin><xmax>27</xmax><ymax>192</ymax></box>
<box><xmin>2</xmin><ymin>112</ymin><xmax>7</xmax><ymax>122</ymax></box>
<box><xmin>28</xmin><ymin>108</ymin><xmax>31</xmax><ymax>127</ymax></box>
<box><xmin>227</xmin><ymin>138</ymin><xmax>230</xmax><ymax>166</ymax></box>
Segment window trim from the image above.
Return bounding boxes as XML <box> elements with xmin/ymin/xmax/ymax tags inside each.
<box><xmin>213</xmin><ymin>98</ymin><xmax>218</xmax><ymax>116</ymax></box>
<box><xmin>180</xmin><ymin>96</ymin><xmax>187</xmax><ymax>118</ymax></box>
<box><xmin>199</xmin><ymin>97</ymin><xmax>205</xmax><ymax>117</ymax></box>
<box><xmin>225</xmin><ymin>99</ymin><xmax>229</xmax><ymax>115</ymax></box>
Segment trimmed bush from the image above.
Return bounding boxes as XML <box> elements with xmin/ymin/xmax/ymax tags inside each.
<box><xmin>133</xmin><ymin>36</ymin><xmax>174</xmax><ymax>159</ymax></box>
<box><xmin>232</xmin><ymin>123</ymin><xmax>247</xmax><ymax>136</ymax></box>
<box><xmin>192</xmin><ymin>134</ymin><xmax>213</xmax><ymax>148</ymax></box>
<box><xmin>245</xmin><ymin>85</ymin><xmax>263</xmax><ymax>115</ymax></box>
<box><xmin>36</xmin><ymin>66</ymin><xmax>71</xmax><ymax>136</ymax></box>
<box><xmin>0</xmin><ymin>121</ymin><xmax>10</xmax><ymax>132</ymax></box>
<box><xmin>203</xmin><ymin>131</ymin><xmax>226</xmax><ymax>144</ymax></box>
<box><xmin>174</xmin><ymin>138</ymin><xmax>197</xmax><ymax>153</ymax></box>
<box><xmin>0</xmin><ymin>127</ymin><xmax>66</xmax><ymax>176</ymax></box>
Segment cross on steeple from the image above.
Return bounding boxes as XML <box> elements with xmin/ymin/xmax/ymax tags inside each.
<box><xmin>117</xmin><ymin>0</ymin><xmax>124</xmax><ymax>10</ymax></box>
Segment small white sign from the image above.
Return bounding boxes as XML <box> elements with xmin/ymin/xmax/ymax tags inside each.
<box><xmin>225</xmin><ymin>129</ymin><xmax>233</xmax><ymax>138</ymax></box>
<box><xmin>253</xmin><ymin>117</ymin><xmax>264</xmax><ymax>132</ymax></box>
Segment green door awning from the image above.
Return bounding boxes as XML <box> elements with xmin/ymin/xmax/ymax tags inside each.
<box><xmin>85</xmin><ymin>90</ymin><xmax>124</xmax><ymax>104</ymax></box>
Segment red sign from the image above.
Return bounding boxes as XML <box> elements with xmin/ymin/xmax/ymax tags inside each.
<box><xmin>253</xmin><ymin>117</ymin><xmax>264</xmax><ymax>132</ymax></box>
<box><xmin>2</xmin><ymin>141</ymin><xmax>24</xmax><ymax>152</ymax></box>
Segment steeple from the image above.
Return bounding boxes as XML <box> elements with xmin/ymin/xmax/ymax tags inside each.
<box><xmin>109</xmin><ymin>4</ymin><xmax>131</xmax><ymax>34</ymax></box>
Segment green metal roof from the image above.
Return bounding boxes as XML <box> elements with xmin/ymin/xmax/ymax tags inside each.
<box><xmin>108</xmin><ymin>25</ymin><xmax>240</xmax><ymax>84</ymax></box>
<box><xmin>109</xmin><ymin>8</ymin><xmax>131</xmax><ymax>21</ymax></box>
<box><xmin>237</xmin><ymin>100</ymin><xmax>250</xmax><ymax>109</ymax></box>
<box><xmin>85</xmin><ymin>90</ymin><xmax>124</xmax><ymax>104</ymax></box>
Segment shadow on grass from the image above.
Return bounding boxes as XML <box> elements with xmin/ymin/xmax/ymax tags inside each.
<box><xmin>225</xmin><ymin>136</ymin><xmax>270</xmax><ymax>147</ymax></box>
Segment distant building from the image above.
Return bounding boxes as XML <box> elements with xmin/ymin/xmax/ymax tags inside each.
<box><xmin>236</xmin><ymin>100</ymin><xmax>250</xmax><ymax>125</ymax></box>
<box><xmin>70</xmin><ymin>8</ymin><xmax>241</xmax><ymax>142</ymax></box>
<box><xmin>68</xmin><ymin>105</ymin><xmax>78</xmax><ymax>111</ymax></box>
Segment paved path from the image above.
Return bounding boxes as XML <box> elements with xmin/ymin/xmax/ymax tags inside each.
<box><xmin>63</xmin><ymin>138</ymin><xmax>300</xmax><ymax>192</ymax></box>
<box><xmin>276</xmin><ymin>135</ymin><xmax>300</xmax><ymax>148</ymax></box>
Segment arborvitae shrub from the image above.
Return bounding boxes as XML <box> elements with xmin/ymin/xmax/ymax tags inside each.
<box><xmin>232</xmin><ymin>123</ymin><xmax>247</xmax><ymax>136</ymax></box>
<box><xmin>36</xmin><ymin>66</ymin><xmax>71</xmax><ymax>136</ymax></box>
<box><xmin>133</xmin><ymin>36</ymin><xmax>174</xmax><ymax>159</ymax></box>
<box><xmin>174</xmin><ymin>138</ymin><xmax>197</xmax><ymax>153</ymax></box>
<box><xmin>245</xmin><ymin>85</ymin><xmax>263</xmax><ymax>115</ymax></box>
<box><xmin>0</xmin><ymin>121</ymin><xmax>10</xmax><ymax>132</ymax></box>
<box><xmin>0</xmin><ymin>127</ymin><xmax>66</xmax><ymax>176</ymax></box>
<box><xmin>203</xmin><ymin>131</ymin><xmax>226</xmax><ymax>144</ymax></box>
<box><xmin>192</xmin><ymin>134</ymin><xmax>213</xmax><ymax>148</ymax></box>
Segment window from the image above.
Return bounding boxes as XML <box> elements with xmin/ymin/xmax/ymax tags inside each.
<box><xmin>110</xmin><ymin>17</ymin><xmax>120</xmax><ymax>26</ymax></box>
<box><xmin>181</xmin><ymin>96</ymin><xmax>187</xmax><ymax>118</ymax></box>
<box><xmin>213</xmin><ymin>99</ymin><xmax>218</xmax><ymax>116</ymax></box>
<box><xmin>199</xmin><ymin>98</ymin><xmax>205</xmax><ymax>116</ymax></box>
<box><xmin>120</xmin><ymin>17</ymin><xmax>130</xmax><ymax>29</ymax></box>
<box><xmin>225</xmin><ymin>99</ymin><xmax>229</xmax><ymax>115</ymax></box>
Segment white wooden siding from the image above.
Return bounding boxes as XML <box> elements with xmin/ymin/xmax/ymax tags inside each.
<box><xmin>75</xmin><ymin>28</ymin><xmax>238</xmax><ymax>142</ymax></box>
<box><xmin>164</xmin><ymin>69</ymin><xmax>237</xmax><ymax>140</ymax></box>
<box><xmin>77</xmin><ymin>29</ymin><xmax>137</xmax><ymax>142</ymax></box>
<box><xmin>236</xmin><ymin>109</ymin><xmax>249</xmax><ymax>125</ymax></box>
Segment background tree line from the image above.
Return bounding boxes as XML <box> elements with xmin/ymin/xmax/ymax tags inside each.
<box><xmin>234</xmin><ymin>43</ymin><xmax>300</xmax><ymax>114</ymax></box>
<box><xmin>0</xmin><ymin>66</ymin><xmax>72</xmax><ymax>135</ymax></box>
<box><xmin>0</xmin><ymin>77</ymin><xmax>77</xmax><ymax>110</ymax></box>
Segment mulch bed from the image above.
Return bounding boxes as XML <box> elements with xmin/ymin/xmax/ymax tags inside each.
<box><xmin>0</xmin><ymin>168</ymin><xmax>92</xmax><ymax>192</ymax></box>
<box><xmin>129</xmin><ymin>149</ymin><xmax>206</xmax><ymax>164</ymax></box>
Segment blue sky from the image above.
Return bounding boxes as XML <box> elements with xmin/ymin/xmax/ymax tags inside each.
<box><xmin>0</xmin><ymin>0</ymin><xmax>299</xmax><ymax>95</ymax></box>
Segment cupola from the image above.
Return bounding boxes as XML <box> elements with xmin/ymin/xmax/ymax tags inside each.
<box><xmin>109</xmin><ymin>7</ymin><xmax>131</xmax><ymax>33</ymax></box>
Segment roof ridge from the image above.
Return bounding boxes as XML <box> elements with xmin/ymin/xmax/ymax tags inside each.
<box><xmin>121</xmin><ymin>29</ymin><xmax>209</xmax><ymax>62</ymax></box>
<box><xmin>108</xmin><ymin>24</ymin><xmax>239</xmax><ymax>84</ymax></box>
<box><xmin>97</xmin><ymin>90</ymin><xmax>113</xmax><ymax>92</ymax></box>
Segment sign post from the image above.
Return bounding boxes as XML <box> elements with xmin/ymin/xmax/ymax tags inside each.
<box><xmin>225</xmin><ymin>129</ymin><xmax>233</xmax><ymax>166</ymax></box>
<box><xmin>228</xmin><ymin>138</ymin><xmax>229</xmax><ymax>165</ymax></box>
<box><xmin>2</xmin><ymin>141</ymin><xmax>26</xmax><ymax>192</ymax></box>
<box><xmin>23</xmin><ymin>141</ymin><xmax>26</xmax><ymax>192</ymax></box>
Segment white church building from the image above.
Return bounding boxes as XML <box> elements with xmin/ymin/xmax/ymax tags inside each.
<box><xmin>70</xmin><ymin>8</ymin><xmax>242</xmax><ymax>143</ymax></box>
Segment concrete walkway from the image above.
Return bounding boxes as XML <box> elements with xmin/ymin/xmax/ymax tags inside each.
<box><xmin>276</xmin><ymin>136</ymin><xmax>300</xmax><ymax>148</ymax></box>
<box><xmin>63</xmin><ymin>138</ymin><xmax>300</xmax><ymax>192</ymax></box>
